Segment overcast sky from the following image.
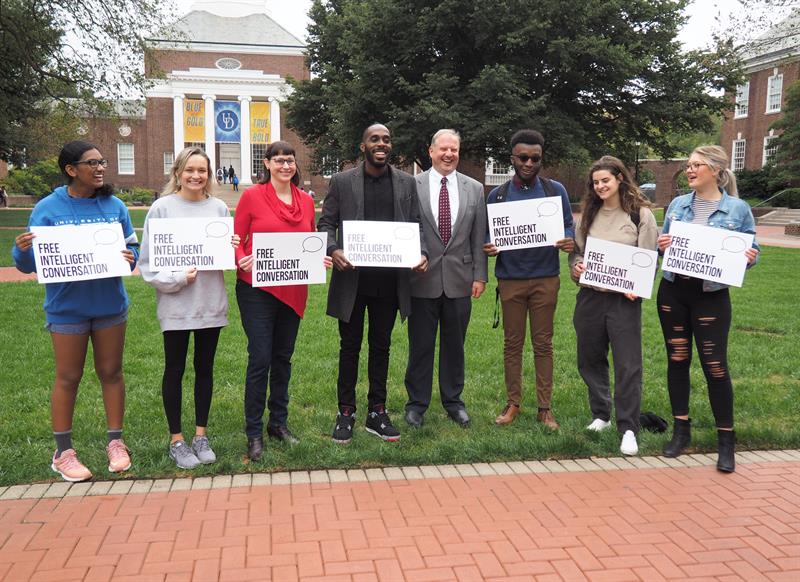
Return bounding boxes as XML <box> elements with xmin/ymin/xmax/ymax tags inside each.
<box><xmin>172</xmin><ymin>0</ymin><xmax>793</xmax><ymax>50</ymax></box>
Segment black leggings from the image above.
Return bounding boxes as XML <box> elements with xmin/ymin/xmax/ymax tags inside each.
<box><xmin>162</xmin><ymin>327</ymin><xmax>222</xmax><ymax>434</ymax></box>
<box><xmin>657</xmin><ymin>277</ymin><xmax>733</xmax><ymax>428</ymax></box>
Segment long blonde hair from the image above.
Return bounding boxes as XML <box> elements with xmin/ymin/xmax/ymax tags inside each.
<box><xmin>691</xmin><ymin>145</ymin><xmax>738</xmax><ymax>197</ymax></box>
<box><xmin>161</xmin><ymin>147</ymin><xmax>216</xmax><ymax>198</ymax></box>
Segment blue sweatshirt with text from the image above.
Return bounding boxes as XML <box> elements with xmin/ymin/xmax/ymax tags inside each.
<box><xmin>12</xmin><ymin>186</ymin><xmax>139</xmax><ymax>324</ymax></box>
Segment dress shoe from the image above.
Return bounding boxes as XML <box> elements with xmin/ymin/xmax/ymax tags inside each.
<box><xmin>536</xmin><ymin>408</ymin><xmax>559</xmax><ymax>430</ymax></box>
<box><xmin>267</xmin><ymin>425</ymin><xmax>299</xmax><ymax>445</ymax></box>
<box><xmin>247</xmin><ymin>436</ymin><xmax>264</xmax><ymax>461</ymax></box>
<box><xmin>405</xmin><ymin>409</ymin><xmax>424</xmax><ymax>428</ymax></box>
<box><xmin>448</xmin><ymin>409</ymin><xmax>470</xmax><ymax>427</ymax></box>
<box><xmin>495</xmin><ymin>403</ymin><xmax>520</xmax><ymax>425</ymax></box>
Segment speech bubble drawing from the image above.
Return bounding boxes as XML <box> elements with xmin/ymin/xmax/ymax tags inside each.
<box><xmin>394</xmin><ymin>226</ymin><xmax>416</xmax><ymax>240</ymax></box>
<box><xmin>537</xmin><ymin>201</ymin><xmax>559</xmax><ymax>218</ymax></box>
<box><xmin>205</xmin><ymin>221</ymin><xmax>230</xmax><ymax>238</ymax></box>
<box><xmin>94</xmin><ymin>228</ymin><xmax>119</xmax><ymax>246</ymax></box>
<box><xmin>302</xmin><ymin>235</ymin><xmax>324</xmax><ymax>253</ymax></box>
<box><xmin>631</xmin><ymin>252</ymin><xmax>654</xmax><ymax>269</ymax></box>
<box><xmin>721</xmin><ymin>236</ymin><xmax>747</xmax><ymax>253</ymax></box>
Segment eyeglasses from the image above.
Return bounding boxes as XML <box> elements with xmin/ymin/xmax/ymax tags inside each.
<box><xmin>72</xmin><ymin>159</ymin><xmax>108</xmax><ymax>169</ymax></box>
<box><xmin>685</xmin><ymin>162</ymin><xmax>708</xmax><ymax>172</ymax></box>
<box><xmin>511</xmin><ymin>154</ymin><xmax>542</xmax><ymax>163</ymax></box>
<box><xmin>270</xmin><ymin>158</ymin><xmax>296</xmax><ymax>167</ymax></box>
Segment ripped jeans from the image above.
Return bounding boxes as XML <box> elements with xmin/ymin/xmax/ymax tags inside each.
<box><xmin>657</xmin><ymin>276</ymin><xmax>733</xmax><ymax>428</ymax></box>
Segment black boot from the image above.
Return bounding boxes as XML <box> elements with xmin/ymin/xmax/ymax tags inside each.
<box><xmin>663</xmin><ymin>418</ymin><xmax>691</xmax><ymax>457</ymax></box>
<box><xmin>717</xmin><ymin>430</ymin><xmax>736</xmax><ymax>473</ymax></box>
<box><xmin>247</xmin><ymin>436</ymin><xmax>264</xmax><ymax>461</ymax></box>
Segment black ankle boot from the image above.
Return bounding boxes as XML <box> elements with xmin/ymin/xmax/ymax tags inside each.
<box><xmin>663</xmin><ymin>418</ymin><xmax>691</xmax><ymax>457</ymax></box>
<box><xmin>717</xmin><ymin>430</ymin><xmax>736</xmax><ymax>473</ymax></box>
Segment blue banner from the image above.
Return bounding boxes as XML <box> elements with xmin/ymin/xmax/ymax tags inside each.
<box><xmin>214</xmin><ymin>101</ymin><xmax>241</xmax><ymax>143</ymax></box>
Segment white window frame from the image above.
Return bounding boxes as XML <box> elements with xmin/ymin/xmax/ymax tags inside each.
<box><xmin>734</xmin><ymin>82</ymin><xmax>749</xmax><ymax>118</ymax></box>
<box><xmin>732</xmin><ymin>139</ymin><xmax>746</xmax><ymax>171</ymax></box>
<box><xmin>163</xmin><ymin>152</ymin><xmax>174</xmax><ymax>175</ymax></box>
<box><xmin>251</xmin><ymin>144</ymin><xmax>268</xmax><ymax>177</ymax></box>
<box><xmin>484</xmin><ymin>158</ymin><xmax>513</xmax><ymax>186</ymax></box>
<box><xmin>117</xmin><ymin>143</ymin><xmax>135</xmax><ymax>175</ymax></box>
<box><xmin>766</xmin><ymin>73</ymin><xmax>783</xmax><ymax>113</ymax></box>
<box><xmin>763</xmin><ymin>136</ymin><xmax>778</xmax><ymax>167</ymax></box>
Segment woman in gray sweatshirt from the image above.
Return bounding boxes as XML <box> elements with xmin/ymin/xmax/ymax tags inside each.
<box><xmin>139</xmin><ymin>147</ymin><xmax>239</xmax><ymax>469</ymax></box>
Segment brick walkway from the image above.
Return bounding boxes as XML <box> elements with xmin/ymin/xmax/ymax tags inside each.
<box><xmin>1</xmin><ymin>453</ymin><xmax>798</xmax><ymax>581</ymax></box>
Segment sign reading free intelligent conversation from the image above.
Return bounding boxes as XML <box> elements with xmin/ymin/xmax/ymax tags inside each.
<box><xmin>662</xmin><ymin>221</ymin><xmax>754</xmax><ymax>288</ymax></box>
<box><xmin>579</xmin><ymin>237</ymin><xmax>659</xmax><ymax>299</ymax></box>
<box><xmin>31</xmin><ymin>223</ymin><xmax>131</xmax><ymax>284</ymax></box>
<box><xmin>251</xmin><ymin>232</ymin><xmax>327</xmax><ymax>287</ymax></box>
<box><xmin>487</xmin><ymin>197</ymin><xmax>565</xmax><ymax>251</ymax></box>
<box><xmin>147</xmin><ymin>218</ymin><xmax>236</xmax><ymax>272</ymax></box>
<box><xmin>342</xmin><ymin>220</ymin><xmax>421</xmax><ymax>268</ymax></box>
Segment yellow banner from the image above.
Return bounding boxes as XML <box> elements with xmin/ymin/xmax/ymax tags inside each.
<box><xmin>183</xmin><ymin>99</ymin><xmax>204</xmax><ymax>143</ymax></box>
<box><xmin>250</xmin><ymin>102</ymin><xmax>271</xmax><ymax>144</ymax></box>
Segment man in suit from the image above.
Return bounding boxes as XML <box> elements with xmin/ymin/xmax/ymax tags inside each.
<box><xmin>404</xmin><ymin>129</ymin><xmax>487</xmax><ymax>428</ymax></box>
<box><xmin>318</xmin><ymin>123</ymin><xmax>428</xmax><ymax>444</ymax></box>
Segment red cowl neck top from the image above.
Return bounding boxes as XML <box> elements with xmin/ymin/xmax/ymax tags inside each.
<box><xmin>234</xmin><ymin>182</ymin><xmax>317</xmax><ymax>317</ymax></box>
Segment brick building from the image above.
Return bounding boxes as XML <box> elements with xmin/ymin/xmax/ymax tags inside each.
<box><xmin>721</xmin><ymin>9</ymin><xmax>800</xmax><ymax>172</ymax></box>
<box><xmin>85</xmin><ymin>1</ymin><xmax>328</xmax><ymax>201</ymax></box>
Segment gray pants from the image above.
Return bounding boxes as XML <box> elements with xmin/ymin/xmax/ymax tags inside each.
<box><xmin>573</xmin><ymin>288</ymin><xmax>642</xmax><ymax>434</ymax></box>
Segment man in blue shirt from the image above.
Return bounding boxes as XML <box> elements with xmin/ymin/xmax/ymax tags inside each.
<box><xmin>483</xmin><ymin>129</ymin><xmax>575</xmax><ymax>429</ymax></box>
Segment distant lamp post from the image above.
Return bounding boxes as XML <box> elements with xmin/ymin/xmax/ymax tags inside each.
<box><xmin>634</xmin><ymin>141</ymin><xmax>641</xmax><ymax>184</ymax></box>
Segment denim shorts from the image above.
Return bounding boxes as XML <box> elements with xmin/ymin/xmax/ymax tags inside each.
<box><xmin>46</xmin><ymin>310</ymin><xmax>128</xmax><ymax>335</ymax></box>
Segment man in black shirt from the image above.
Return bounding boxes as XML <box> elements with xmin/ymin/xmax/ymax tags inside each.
<box><xmin>318</xmin><ymin>123</ymin><xmax>428</xmax><ymax>444</ymax></box>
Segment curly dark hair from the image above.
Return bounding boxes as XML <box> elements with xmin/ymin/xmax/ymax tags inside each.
<box><xmin>580</xmin><ymin>155</ymin><xmax>651</xmax><ymax>240</ymax></box>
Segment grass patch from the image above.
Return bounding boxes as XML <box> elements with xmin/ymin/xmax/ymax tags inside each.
<box><xmin>0</xmin><ymin>247</ymin><xmax>798</xmax><ymax>485</ymax></box>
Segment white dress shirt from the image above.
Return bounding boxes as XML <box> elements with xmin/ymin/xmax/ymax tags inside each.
<box><xmin>429</xmin><ymin>168</ymin><xmax>460</xmax><ymax>232</ymax></box>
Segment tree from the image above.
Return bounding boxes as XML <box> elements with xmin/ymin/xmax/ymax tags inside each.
<box><xmin>0</xmin><ymin>0</ymin><xmax>171</xmax><ymax>163</ymax></box>
<box><xmin>770</xmin><ymin>79</ymin><xmax>800</xmax><ymax>187</ymax></box>
<box><xmin>286</xmin><ymin>0</ymin><xmax>742</xmax><ymax>171</ymax></box>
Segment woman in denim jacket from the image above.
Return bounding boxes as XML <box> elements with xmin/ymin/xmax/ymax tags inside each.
<box><xmin>656</xmin><ymin>145</ymin><xmax>759</xmax><ymax>473</ymax></box>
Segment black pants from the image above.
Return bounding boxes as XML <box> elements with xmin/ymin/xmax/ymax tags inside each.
<box><xmin>337</xmin><ymin>293</ymin><xmax>398</xmax><ymax>412</ymax></box>
<box><xmin>236</xmin><ymin>281</ymin><xmax>301</xmax><ymax>438</ymax></box>
<box><xmin>573</xmin><ymin>288</ymin><xmax>642</xmax><ymax>434</ymax></box>
<box><xmin>404</xmin><ymin>295</ymin><xmax>471</xmax><ymax>414</ymax></box>
<box><xmin>657</xmin><ymin>277</ymin><xmax>734</xmax><ymax>428</ymax></box>
<box><xmin>162</xmin><ymin>327</ymin><xmax>222</xmax><ymax>435</ymax></box>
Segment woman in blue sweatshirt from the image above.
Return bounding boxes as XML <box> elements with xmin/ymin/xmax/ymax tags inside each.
<box><xmin>13</xmin><ymin>140</ymin><xmax>139</xmax><ymax>482</ymax></box>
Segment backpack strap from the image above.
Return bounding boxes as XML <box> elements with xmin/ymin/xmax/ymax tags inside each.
<box><xmin>495</xmin><ymin>177</ymin><xmax>558</xmax><ymax>202</ymax></box>
<box><xmin>630</xmin><ymin>211</ymin><xmax>640</xmax><ymax>229</ymax></box>
<box><xmin>494</xmin><ymin>180</ymin><xmax>511</xmax><ymax>203</ymax></box>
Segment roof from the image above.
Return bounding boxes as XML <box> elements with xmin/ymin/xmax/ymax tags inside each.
<box><xmin>741</xmin><ymin>8</ymin><xmax>800</xmax><ymax>68</ymax></box>
<box><xmin>148</xmin><ymin>10</ymin><xmax>305</xmax><ymax>49</ymax></box>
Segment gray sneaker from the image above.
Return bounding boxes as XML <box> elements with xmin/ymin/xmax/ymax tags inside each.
<box><xmin>169</xmin><ymin>440</ymin><xmax>200</xmax><ymax>469</ymax></box>
<box><xmin>191</xmin><ymin>435</ymin><xmax>217</xmax><ymax>464</ymax></box>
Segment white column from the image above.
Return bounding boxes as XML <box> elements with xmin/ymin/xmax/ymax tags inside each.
<box><xmin>269</xmin><ymin>97</ymin><xmax>281</xmax><ymax>142</ymax></box>
<box><xmin>203</xmin><ymin>94</ymin><xmax>216</xmax><ymax>177</ymax></box>
<box><xmin>172</xmin><ymin>94</ymin><xmax>185</xmax><ymax>157</ymax></box>
<box><xmin>238</xmin><ymin>96</ymin><xmax>252</xmax><ymax>185</ymax></box>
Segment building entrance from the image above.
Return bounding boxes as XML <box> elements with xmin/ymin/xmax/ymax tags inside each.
<box><xmin>218</xmin><ymin>144</ymin><xmax>241</xmax><ymax>181</ymax></box>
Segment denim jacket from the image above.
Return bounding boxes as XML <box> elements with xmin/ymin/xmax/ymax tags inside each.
<box><xmin>661</xmin><ymin>190</ymin><xmax>759</xmax><ymax>292</ymax></box>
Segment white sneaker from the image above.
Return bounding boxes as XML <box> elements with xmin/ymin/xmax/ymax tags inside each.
<box><xmin>620</xmin><ymin>430</ymin><xmax>639</xmax><ymax>456</ymax></box>
<box><xmin>586</xmin><ymin>418</ymin><xmax>612</xmax><ymax>432</ymax></box>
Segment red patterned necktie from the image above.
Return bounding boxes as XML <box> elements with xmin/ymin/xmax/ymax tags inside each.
<box><xmin>438</xmin><ymin>176</ymin><xmax>451</xmax><ymax>245</ymax></box>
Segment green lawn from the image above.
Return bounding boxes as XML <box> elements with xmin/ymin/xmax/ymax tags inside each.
<box><xmin>0</xmin><ymin>249</ymin><xmax>797</xmax><ymax>486</ymax></box>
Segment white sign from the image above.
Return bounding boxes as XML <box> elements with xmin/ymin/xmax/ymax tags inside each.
<box><xmin>342</xmin><ymin>220</ymin><xmax>421</xmax><ymax>268</ymax></box>
<box><xmin>579</xmin><ymin>237</ymin><xmax>659</xmax><ymax>299</ymax></box>
<box><xmin>31</xmin><ymin>223</ymin><xmax>131</xmax><ymax>284</ymax></box>
<box><xmin>662</xmin><ymin>221</ymin><xmax>754</xmax><ymax>288</ymax></box>
<box><xmin>148</xmin><ymin>217</ymin><xmax>235</xmax><ymax>272</ymax></box>
<box><xmin>487</xmin><ymin>197</ymin><xmax>565</xmax><ymax>251</ymax></box>
<box><xmin>251</xmin><ymin>232</ymin><xmax>327</xmax><ymax>287</ymax></box>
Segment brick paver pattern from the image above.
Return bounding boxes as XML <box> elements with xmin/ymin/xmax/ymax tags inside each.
<box><xmin>1</xmin><ymin>461</ymin><xmax>798</xmax><ymax>581</ymax></box>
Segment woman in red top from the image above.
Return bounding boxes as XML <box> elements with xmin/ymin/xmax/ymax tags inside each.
<box><xmin>235</xmin><ymin>141</ymin><xmax>330</xmax><ymax>461</ymax></box>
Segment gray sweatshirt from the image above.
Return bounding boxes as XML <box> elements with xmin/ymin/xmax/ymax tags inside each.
<box><xmin>139</xmin><ymin>194</ymin><xmax>231</xmax><ymax>331</ymax></box>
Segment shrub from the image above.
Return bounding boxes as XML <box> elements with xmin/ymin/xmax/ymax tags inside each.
<box><xmin>0</xmin><ymin>169</ymin><xmax>50</xmax><ymax>197</ymax></box>
<box><xmin>115</xmin><ymin>187</ymin><xmax>155</xmax><ymax>206</ymax></box>
<box><xmin>776</xmin><ymin>188</ymin><xmax>800</xmax><ymax>209</ymax></box>
<box><xmin>735</xmin><ymin>166</ymin><xmax>788</xmax><ymax>200</ymax></box>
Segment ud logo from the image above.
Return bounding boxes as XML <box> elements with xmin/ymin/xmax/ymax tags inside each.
<box><xmin>216</xmin><ymin>110</ymin><xmax>239</xmax><ymax>132</ymax></box>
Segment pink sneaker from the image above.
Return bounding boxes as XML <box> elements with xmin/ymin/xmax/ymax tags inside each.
<box><xmin>51</xmin><ymin>449</ymin><xmax>92</xmax><ymax>482</ymax></box>
<box><xmin>106</xmin><ymin>439</ymin><xmax>131</xmax><ymax>473</ymax></box>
